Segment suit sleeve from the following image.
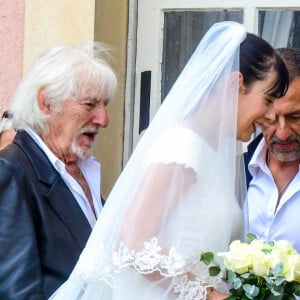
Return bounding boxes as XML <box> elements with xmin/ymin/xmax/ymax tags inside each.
<box><xmin>0</xmin><ymin>163</ymin><xmax>43</xmax><ymax>299</ymax></box>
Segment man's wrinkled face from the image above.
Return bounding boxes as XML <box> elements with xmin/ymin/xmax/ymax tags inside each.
<box><xmin>48</xmin><ymin>96</ymin><xmax>109</xmax><ymax>160</ymax></box>
<box><xmin>260</xmin><ymin>77</ymin><xmax>300</xmax><ymax>162</ymax></box>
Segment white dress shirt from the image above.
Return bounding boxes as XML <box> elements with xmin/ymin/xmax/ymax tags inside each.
<box><xmin>25</xmin><ymin>128</ymin><xmax>102</xmax><ymax>227</ymax></box>
<box><xmin>246</xmin><ymin>139</ymin><xmax>300</xmax><ymax>252</ymax></box>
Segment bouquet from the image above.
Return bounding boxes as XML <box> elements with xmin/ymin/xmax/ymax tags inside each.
<box><xmin>201</xmin><ymin>234</ymin><xmax>300</xmax><ymax>300</ymax></box>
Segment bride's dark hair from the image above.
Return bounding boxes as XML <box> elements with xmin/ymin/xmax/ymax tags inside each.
<box><xmin>240</xmin><ymin>33</ymin><xmax>289</xmax><ymax>98</ymax></box>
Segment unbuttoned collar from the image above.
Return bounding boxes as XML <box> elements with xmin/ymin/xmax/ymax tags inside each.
<box><xmin>248</xmin><ymin>139</ymin><xmax>269</xmax><ymax>178</ymax></box>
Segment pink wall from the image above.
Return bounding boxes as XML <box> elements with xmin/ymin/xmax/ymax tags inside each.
<box><xmin>0</xmin><ymin>0</ymin><xmax>24</xmax><ymax>116</ymax></box>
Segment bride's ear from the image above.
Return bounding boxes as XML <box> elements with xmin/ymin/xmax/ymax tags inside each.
<box><xmin>239</xmin><ymin>72</ymin><xmax>243</xmax><ymax>83</ymax></box>
<box><xmin>227</xmin><ymin>71</ymin><xmax>240</xmax><ymax>92</ymax></box>
<box><xmin>238</xmin><ymin>72</ymin><xmax>247</xmax><ymax>93</ymax></box>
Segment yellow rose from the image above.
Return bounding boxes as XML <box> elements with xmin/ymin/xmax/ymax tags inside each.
<box><xmin>218</xmin><ymin>240</ymin><xmax>252</xmax><ymax>274</ymax></box>
<box><xmin>270</xmin><ymin>249</ymin><xmax>287</xmax><ymax>268</ymax></box>
<box><xmin>288</xmin><ymin>253</ymin><xmax>300</xmax><ymax>282</ymax></box>
<box><xmin>251</xmin><ymin>250</ymin><xmax>270</xmax><ymax>277</ymax></box>
<box><xmin>273</xmin><ymin>240</ymin><xmax>296</xmax><ymax>256</ymax></box>
<box><xmin>268</xmin><ymin>248</ymin><xmax>296</xmax><ymax>282</ymax></box>
<box><xmin>244</xmin><ymin>240</ymin><xmax>271</xmax><ymax>276</ymax></box>
<box><xmin>249</xmin><ymin>239</ymin><xmax>267</xmax><ymax>251</ymax></box>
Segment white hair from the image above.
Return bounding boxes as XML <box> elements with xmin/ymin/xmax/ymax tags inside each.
<box><xmin>10</xmin><ymin>42</ymin><xmax>117</xmax><ymax>134</ymax></box>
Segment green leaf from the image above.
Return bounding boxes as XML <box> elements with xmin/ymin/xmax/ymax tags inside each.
<box><xmin>233</xmin><ymin>277</ymin><xmax>242</xmax><ymax>289</ymax></box>
<box><xmin>274</xmin><ymin>276</ymin><xmax>285</xmax><ymax>286</ymax></box>
<box><xmin>240</xmin><ymin>272</ymin><xmax>251</xmax><ymax>279</ymax></box>
<box><xmin>270</xmin><ymin>288</ymin><xmax>282</xmax><ymax>296</ymax></box>
<box><xmin>284</xmin><ymin>296</ymin><xmax>297</xmax><ymax>300</ymax></box>
<box><xmin>263</xmin><ymin>275</ymin><xmax>273</xmax><ymax>284</ymax></box>
<box><xmin>227</xmin><ymin>270</ymin><xmax>237</xmax><ymax>282</ymax></box>
<box><xmin>246</xmin><ymin>233</ymin><xmax>258</xmax><ymax>244</ymax></box>
<box><xmin>209</xmin><ymin>266</ymin><xmax>221</xmax><ymax>276</ymax></box>
<box><xmin>261</xmin><ymin>248</ymin><xmax>272</xmax><ymax>254</ymax></box>
<box><xmin>293</xmin><ymin>283</ymin><xmax>300</xmax><ymax>296</ymax></box>
<box><xmin>266</xmin><ymin>240</ymin><xmax>275</xmax><ymax>247</ymax></box>
<box><xmin>243</xmin><ymin>284</ymin><xmax>260</xmax><ymax>298</ymax></box>
<box><xmin>200</xmin><ymin>252</ymin><xmax>214</xmax><ymax>265</ymax></box>
<box><xmin>267</xmin><ymin>294</ymin><xmax>284</xmax><ymax>300</ymax></box>
<box><xmin>272</xmin><ymin>263</ymin><xmax>284</xmax><ymax>276</ymax></box>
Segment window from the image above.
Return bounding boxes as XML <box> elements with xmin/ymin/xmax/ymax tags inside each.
<box><xmin>124</xmin><ymin>1</ymin><xmax>300</xmax><ymax>160</ymax></box>
<box><xmin>162</xmin><ymin>10</ymin><xmax>243</xmax><ymax>100</ymax></box>
<box><xmin>259</xmin><ymin>10</ymin><xmax>300</xmax><ymax>48</ymax></box>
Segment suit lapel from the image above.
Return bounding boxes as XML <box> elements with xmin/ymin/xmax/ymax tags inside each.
<box><xmin>244</xmin><ymin>133</ymin><xmax>263</xmax><ymax>189</ymax></box>
<box><xmin>46</xmin><ymin>180</ymin><xmax>92</xmax><ymax>250</ymax></box>
<box><xmin>14</xmin><ymin>130</ymin><xmax>92</xmax><ymax>250</ymax></box>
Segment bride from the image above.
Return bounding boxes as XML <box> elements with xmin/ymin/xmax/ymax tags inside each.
<box><xmin>50</xmin><ymin>21</ymin><xmax>288</xmax><ymax>299</ymax></box>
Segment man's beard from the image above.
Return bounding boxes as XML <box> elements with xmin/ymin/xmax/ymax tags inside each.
<box><xmin>71</xmin><ymin>141</ymin><xmax>92</xmax><ymax>159</ymax></box>
<box><xmin>269</xmin><ymin>135</ymin><xmax>300</xmax><ymax>162</ymax></box>
<box><xmin>71</xmin><ymin>127</ymin><xmax>97</xmax><ymax>159</ymax></box>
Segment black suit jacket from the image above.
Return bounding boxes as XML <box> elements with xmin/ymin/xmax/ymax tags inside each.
<box><xmin>0</xmin><ymin>131</ymin><xmax>92</xmax><ymax>299</ymax></box>
<box><xmin>244</xmin><ymin>133</ymin><xmax>263</xmax><ymax>189</ymax></box>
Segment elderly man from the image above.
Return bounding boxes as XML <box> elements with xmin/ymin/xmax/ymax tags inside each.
<box><xmin>0</xmin><ymin>43</ymin><xmax>117</xmax><ymax>299</ymax></box>
<box><xmin>245</xmin><ymin>48</ymin><xmax>300</xmax><ymax>251</ymax></box>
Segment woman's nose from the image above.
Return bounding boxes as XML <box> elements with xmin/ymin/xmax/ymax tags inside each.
<box><xmin>264</xmin><ymin>106</ymin><xmax>276</xmax><ymax>123</ymax></box>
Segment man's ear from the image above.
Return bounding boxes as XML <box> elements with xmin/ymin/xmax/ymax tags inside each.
<box><xmin>37</xmin><ymin>87</ymin><xmax>51</xmax><ymax>114</ymax></box>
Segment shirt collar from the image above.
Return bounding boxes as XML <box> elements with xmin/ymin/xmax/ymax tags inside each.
<box><xmin>248</xmin><ymin>138</ymin><xmax>268</xmax><ymax>178</ymax></box>
<box><xmin>24</xmin><ymin>128</ymin><xmax>96</xmax><ymax>174</ymax></box>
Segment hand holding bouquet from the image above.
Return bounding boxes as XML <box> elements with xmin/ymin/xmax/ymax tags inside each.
<box><xmin>201</xmin><ymin>234</ymin><xmax>300</xmax><ymax>300</ymax></box>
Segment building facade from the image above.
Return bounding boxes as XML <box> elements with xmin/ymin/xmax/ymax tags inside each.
<box><xmin>1</xmin><ymin>0</ymin><xmax>300</xmax><ymax>197</ymax></box>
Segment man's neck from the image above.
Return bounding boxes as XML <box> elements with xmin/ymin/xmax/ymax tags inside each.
<box><xmin>38</xmin><ymin>131</ymin><xmax>79</xmax><ymax>166</ymax></box>
<box><xmin>267</xmin><ymin>150</ymin><xmax>300</xmax><ymax>204</ymax></box>
<box><xmin>267</xmin><ymin>150</ymin><xmax>300</xmax><ymax>173</ymax></box>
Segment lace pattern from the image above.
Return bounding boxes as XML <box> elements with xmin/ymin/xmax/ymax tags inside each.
<box><xmin>113</xmin><ymin>238</ymin><xmax>186</xmax><ymax>276</ymax></box>
<box><xmin>173</xmin><ymin>275</ymin><xmax>208</xmax><ymax>300</ymax></box>
<box><xmin>74</xmin><ymin>237</ymin><xmax>222</xmax><ymax>299</ymax></box>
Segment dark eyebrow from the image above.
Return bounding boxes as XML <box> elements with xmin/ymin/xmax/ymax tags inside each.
<box><xmin>286</xmin><ymin>110</ymin><xmax>300</xmax><ymax>116</ymax></box>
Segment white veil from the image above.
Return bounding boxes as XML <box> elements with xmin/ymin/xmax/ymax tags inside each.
<box><xmin>50</xmin><ymin>21</ymin><xmax>247</xmax><ymax>300</ymax></box>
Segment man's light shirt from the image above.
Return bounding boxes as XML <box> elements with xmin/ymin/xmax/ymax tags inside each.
<box><xmin>246</xmin><ymin>139</ymin><xmax>300</xmax><ymax>252</ymax></box>
<box><xmin>25</xmin><ymin>128</ymin><xmax>102</xmax><ymax>227</ymax></box>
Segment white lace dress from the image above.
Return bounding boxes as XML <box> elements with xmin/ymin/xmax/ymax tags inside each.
<box><xmin>50</xmin><ymin>127</ymin><xmax>244</xmax><ymax>300</ymax></box>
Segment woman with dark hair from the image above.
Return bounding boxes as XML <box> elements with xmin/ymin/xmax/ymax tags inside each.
<box><xmin>50</xmin><ymin>21</ymin><xmax>288</xmax><ymax>300</ymax></box>
<box><xmin>0</xmin><ymin>111</ymin><xmax>15</xmax><ymax>150</ymax></box>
